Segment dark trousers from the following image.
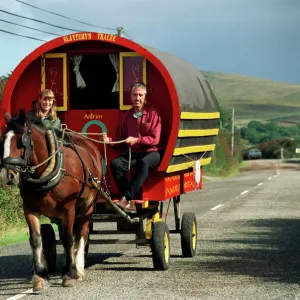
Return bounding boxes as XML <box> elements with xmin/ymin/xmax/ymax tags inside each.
<box><xmin>110</xmin><ymin>151</ymin><xmax>161</xmax><ymax>200</ymax></box>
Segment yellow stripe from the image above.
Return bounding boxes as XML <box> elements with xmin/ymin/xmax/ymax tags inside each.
<box><xmin>180</xmin><ymin>112</ymin><xmax>220</xmax><ymax>119</ymax></box>
<box><xmin>166</xmin><ymin>157</ymin><xmax>212</xmax><ymax>173</ymax></box>
<box><xmin>173</xmin><ymin>144</ymin><xmax>215</xmax><ymax>156</ymax></box>
<box><xmin>178</xmin><ymin>128</ymin><xmax>219</xmax><ymax>137</ymax></box>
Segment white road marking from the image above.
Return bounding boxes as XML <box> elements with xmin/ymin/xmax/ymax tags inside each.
<box><xmin>268</xmin><ymin>177</ymin><xmax>272</xmax><ymax>180</ymax></box>
<box><xmin>241</xmin><ymin>190</ymin><xmax>249</xmax><ymax>195</ymax></box>
<box><xmin>257</xmin><ymin>183</ymin><xmax>263</xmax><ymax>186</ymax></box>
<box><xmin>210</xmin><ymin>204</ymin><xmax>224</xmax><ymax>211</ymax></box>
<box><xmin>6</xmin><ymin>289</ymin><xmax>33</xmax><ymax>300</ymax></box>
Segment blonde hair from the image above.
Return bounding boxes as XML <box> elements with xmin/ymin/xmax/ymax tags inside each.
<box><xmin>36</xmin><ymin>89</ymin><xmax>58</xmax><ymax>120</ymax></box>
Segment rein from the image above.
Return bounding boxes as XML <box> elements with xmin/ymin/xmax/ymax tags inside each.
<box><xmin>62</xmin><ymin>125</ymin><xmax>132</xmax><ymax>173</ymax></box>
<box><xmin>3</xmin><ymin>124</ymin><xmax>133</xmax><ymax>190</ymax></box>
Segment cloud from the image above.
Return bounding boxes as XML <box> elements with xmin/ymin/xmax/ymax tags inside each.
<box><xmin>0</xmin><ymin>0</ymin><xmax>299</xmax><ymax>83</ymax></box>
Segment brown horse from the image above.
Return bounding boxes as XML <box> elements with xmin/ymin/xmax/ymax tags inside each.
<box><xmin>0</xmin><ymin>110</ymin><xmax>103</xmax><ymax>290</ymax></box>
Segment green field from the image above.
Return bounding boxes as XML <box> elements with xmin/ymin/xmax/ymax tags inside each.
<box><xmin>203</xmin><ymin>71</ymin><xmax>300</xmax><ymax>126</ymax></box>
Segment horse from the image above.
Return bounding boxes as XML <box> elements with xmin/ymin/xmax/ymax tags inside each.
<box><xmin>0</xmin><ymin>110</ymin><xmax>103</xmax><ymax>290</ymax></box>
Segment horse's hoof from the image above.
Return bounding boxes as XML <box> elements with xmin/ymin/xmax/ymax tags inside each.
<box><xmin>33</xmin><ymin>286</ymin><xmax>43</xmax><ymax>292</ymax></box>
<box><xmin>78</xmin><ymin>275</ymin><xmax>84</xmax><ymax>281</ymax></box>
<box><xmin>33</xmin><ymin>275</ymin><xmax>46</xmax><ymax>292</ymax></box>
<box><xmin>62</xmin><ymin>278</ymin><xmax>73</xmax><ymax>287</ymax></box>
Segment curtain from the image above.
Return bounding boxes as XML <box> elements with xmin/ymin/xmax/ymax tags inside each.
<box><xmin>109</xmin><ymin>54</ymin><xmax>119</xmax><ymax>92</ymax></box>
<box><xmin>71</xmin><ymin>56</ymin><xmax>86</xmax><ymax>89</ymax></box>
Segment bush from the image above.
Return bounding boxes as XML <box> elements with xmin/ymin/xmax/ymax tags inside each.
<box><xmin>260</xmin><ymin>139</ymin><xmax>296</xmax><ymax>159</ymax></box>
<box><xmin>242</xmin><ymin>138</ymin><xmax>296</xmax><ymax>159</ymax></box>
<box><xmin>0</xmin><ymin>182</ymin><xmax>24</xmax><ymax>232</ymax></box>
<box><xmin>241</xmin><ymin>120</ymin><xmax>300</xmax><ymax>145</ymax></box>
<box><xmin>203</xmin><ymin>130</ymin><xmax>242</xmax><ymax>176</ymax></box>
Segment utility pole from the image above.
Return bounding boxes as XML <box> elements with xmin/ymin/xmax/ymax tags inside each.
<box><xmin>117</xmin><ymin>27</ymin><xmax>124</xmax><ymax>37</ymax></box>
<box><xmin>231</xmin><ymin>108</ymin><xmax>234</xmax><ymax>156</ymax></box>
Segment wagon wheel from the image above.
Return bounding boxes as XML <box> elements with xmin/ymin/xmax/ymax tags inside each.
<box><xmin>151</xmin><ymin>221</ymin><xmax>170</xmax><ymax>270</ymax></box>
<box><xmin>181</xmin><ymin>212</ymin><xmax>197</xmax><ymax>257</ymax></box>
<box><xmin>40</xmin><ymin>224</ymin><xmax>57</xmax><ymax>273</ymax></box>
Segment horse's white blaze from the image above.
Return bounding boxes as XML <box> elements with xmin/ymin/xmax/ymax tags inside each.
<box><xmin>0</xmin><ymin>168</ymin><xmax>8</xmax><ymax>181</ymax></box>
<box><xmin>4</xmin><ymin>130</ymin><xmax>15</xmax><ymax>159</ymax></box>
<box><xmin>75</xmin><ymin>237</ymin><xmax>85</xmax><ymax>276</ymax></box>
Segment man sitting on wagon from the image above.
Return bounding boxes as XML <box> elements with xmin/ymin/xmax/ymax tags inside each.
<box><xmin>100</xmin><ymin>82</ymin><xmax>162</xmax><ymax>211</ymax></box>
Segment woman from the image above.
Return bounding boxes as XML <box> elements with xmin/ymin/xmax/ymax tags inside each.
<box><xmin>26</xmin><ymin>89</ymin><xmax>61</xmax><ymax>130</ymax></box>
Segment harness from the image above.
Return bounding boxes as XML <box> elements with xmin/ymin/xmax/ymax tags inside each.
<box><xmin>3</xmin><ymin>122</ymin><xmax>65</xmax><ymax>193</ymax></box>
<box><xmin>2</xmin><ymin>121</ymin><xmax>139</xmax><ymax>223</ymax></box>
<box><xmin>3</xmin><ymin>120</ymin><xmax>34</xmax><ymax>174</ymax></box>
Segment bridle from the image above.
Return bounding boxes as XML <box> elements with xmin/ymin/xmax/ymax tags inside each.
<box><xmin>2</xmin><ymin>121</ymin><xmax>35</xmax><ymax>175</ymax></box>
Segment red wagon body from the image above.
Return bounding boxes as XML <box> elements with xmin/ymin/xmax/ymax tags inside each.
<box><xmin>1</xmin><ymin>32</ymin><xmax>220</xmax><ymax>269</ymax></box>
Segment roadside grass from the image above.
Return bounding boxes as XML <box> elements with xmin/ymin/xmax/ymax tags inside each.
<box><xmin>0</xmin><ymin>227</ymin><xmax>29</xmax><ymax>247</ymax></box>
<box><xmin>0</xmin><ymin>216</ymin><xmax>58</xmax><ymax>248</ymax></box>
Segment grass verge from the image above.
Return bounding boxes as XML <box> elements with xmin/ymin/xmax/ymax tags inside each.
<box><xmin>0</xmin><ymin>216</ymin><xmax>58</xmax><ymax>248</ymax></box>
<box><xmin>0</xmin><ymin>227</ymin><xmax>29</xmax><ymax>247</ymax></box>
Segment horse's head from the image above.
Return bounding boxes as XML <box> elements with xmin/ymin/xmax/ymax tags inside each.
<box><xmin>0</xmin><ymin>110</ymin><xmax>32</xmax><ymax>185</ymax></box>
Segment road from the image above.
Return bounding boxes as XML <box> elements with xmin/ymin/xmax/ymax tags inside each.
<box><xmin>1</xmin><ymin>167</ymin><xmax>300</xmax><ymax>300</ymax></box>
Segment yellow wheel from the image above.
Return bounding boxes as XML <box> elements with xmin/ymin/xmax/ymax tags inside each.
<box><xmin>181</xmin><ymin>213</ymin><xmax>197</xmax><ymax>257</ymax></box>
<box><xmin>151</xmin><ymin>221</ymin><xmax>170</xmax><ymax>270</ymax></box>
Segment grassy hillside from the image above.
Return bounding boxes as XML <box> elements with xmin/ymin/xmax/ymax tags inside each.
<box><xmin>203</xmin><ymin>71</ymin><xmax>300</xmax><ymax>126</ymax></box>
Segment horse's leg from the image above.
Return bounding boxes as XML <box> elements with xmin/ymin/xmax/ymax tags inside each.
<box><xmin>60</xmin><ymin>211</ymin><xmax>77</xmax><ymax>287</ymax></box>
<box><xmin>74</xmin><ymin>213</ymin><xmax>92</xmax><ymax>280</ymax></box>
<box><xmin>24</xmin><ymin>209</ymin><xmax>48</xmax><ymax>291</ymax></box>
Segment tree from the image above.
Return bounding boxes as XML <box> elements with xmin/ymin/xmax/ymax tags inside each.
<box><xmin>215</xmin><ymin>97</ymin><xmax>231</xmax><ymax>130</ymax></box>
<box><xmin>0</xmin><ymin>72</ymin><xmax>11</xmax><ymax>103</ymax></box>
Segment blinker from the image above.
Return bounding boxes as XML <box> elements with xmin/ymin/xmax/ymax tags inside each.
<box><xmin>21</xmin><ymin>132</ymin><xmax>31</xmax><ymax>148</ymax></box>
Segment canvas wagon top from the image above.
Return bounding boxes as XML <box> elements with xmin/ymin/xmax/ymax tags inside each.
<box><xmin>1</xmin><ymin>32</ymin><xmax>219</xmax><ymax>173</ymax></box>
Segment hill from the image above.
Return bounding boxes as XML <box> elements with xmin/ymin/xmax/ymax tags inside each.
<box><xmin>202</xmin><ymin>71</ymin><xmax>300</xmax><ymax>126</ymax></box>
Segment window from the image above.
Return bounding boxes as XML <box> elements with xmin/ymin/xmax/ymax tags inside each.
<box><xmin>119</xmin><ymin>52</ymin><xmax>146</xmax><ymax>110</ymax></box>
<box><xmin>69</xmin><ymin>54</ymin><xmax>119</xmax><ymax>110</ymax></box>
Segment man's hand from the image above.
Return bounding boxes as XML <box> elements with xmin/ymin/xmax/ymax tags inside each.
<box><xmin>99</xmin><ymin>132</ymin><xmax>110</xmax><ymax>143</ymax></box>
<box><xmin>125</xmin><ymin>136</ymin><xmax>139</xmax><ymax>146</ymax></box>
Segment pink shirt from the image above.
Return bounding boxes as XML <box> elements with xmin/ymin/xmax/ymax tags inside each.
<box><xmin>110</xmin><ymin>106</ymin><xmax>162</xmax><ymax>152</ymax></box>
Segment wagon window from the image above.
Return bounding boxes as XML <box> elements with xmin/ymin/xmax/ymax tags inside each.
<box><xmin>69</xmin><ymin>54</ymin><xmax>119</xmax><ymax>110</ymax></box>
<box><xmin>119</xmin><ymin>52</ymin><xmax>146</xmax><ymax>110</ymax></box>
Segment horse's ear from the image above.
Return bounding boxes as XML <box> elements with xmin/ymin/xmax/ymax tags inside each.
<box><xmin>4</xmin><ymin>112</ymin><xmax>11</xmax><ymax>124</ymax></box>
<box><xmin>18</xmin><ymin>110</ymin><xmax>27</xmax><ymax>125</ymax></box>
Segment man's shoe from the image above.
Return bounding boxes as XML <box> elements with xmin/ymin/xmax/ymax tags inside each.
<box><xmin>115</xmin><ymin>196</ymin><xmax>128</xmax><ymax>210</ymax></box>
<box><xmin>125</xmin><ymin>200</ymin><xmax>136</xmax><ymax>212</ymax></box>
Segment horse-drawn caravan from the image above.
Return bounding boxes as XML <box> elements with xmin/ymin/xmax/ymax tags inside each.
<box><xmin>0</xmin><ymin>32</ymin><xmax>219</xmax><ymax>289</ymax></box>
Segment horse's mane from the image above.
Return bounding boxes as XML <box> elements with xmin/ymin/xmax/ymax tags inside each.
<box><xmin>6</xmin><ymin>117</ymin><xmax>26</xmax><ymax>134</ymax></box>
<box><xmin>6</xmin><ymin>116</ymin><xmax>45</xmax><ymax>136</ymax></box>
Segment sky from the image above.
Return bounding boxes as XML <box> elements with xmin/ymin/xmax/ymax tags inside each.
<box><xmin>0</xmin><ymin>0</ymin><xmax>299</xmax><ymax>84</ymax></box>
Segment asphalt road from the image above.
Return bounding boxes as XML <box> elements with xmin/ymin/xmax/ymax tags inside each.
<box><xmin>1</xmin><ymin>167</ymin><xmax>300</xmax><ymax>300</ymax></box>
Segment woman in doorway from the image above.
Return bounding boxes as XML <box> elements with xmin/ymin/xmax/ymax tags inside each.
<box><xmin>26</xmin><ymin>89</ymin><xmax>61</xmax><ymax>130</ymax></box>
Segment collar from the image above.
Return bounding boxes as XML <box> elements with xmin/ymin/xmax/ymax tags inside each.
<box><xmin>130</xmin><ymin>105</ymin><xmax>148</xmax><ymax>116</ymax></box>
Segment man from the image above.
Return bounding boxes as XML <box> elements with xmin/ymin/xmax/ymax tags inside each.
<box><xmin>100</xmin><ymin>82</ymin><xmax>162</xmax><ymax>210</ymax></box>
